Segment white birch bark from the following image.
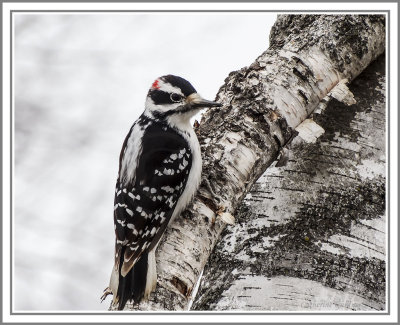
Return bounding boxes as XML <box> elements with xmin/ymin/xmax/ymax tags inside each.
<box><xmin>113</xmin><ymin>14</ymin><xmax>385</xmax><ymax>311</ymax></box>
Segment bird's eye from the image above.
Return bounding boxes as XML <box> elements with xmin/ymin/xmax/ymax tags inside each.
<box><xmin>170</xmin><ymin>93</ymin><xmax>182</xmax><ymax>103</ymax></box>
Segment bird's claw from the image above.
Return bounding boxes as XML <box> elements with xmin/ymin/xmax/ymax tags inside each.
<box><xmin>100</xmin><ymin>287</ymin><xmax>112</xmax><ymax>303</ymax></box>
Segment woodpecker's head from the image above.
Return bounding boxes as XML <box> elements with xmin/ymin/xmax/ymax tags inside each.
<box><xmin>144</xmin><ymin>75</ymin><xmax>221</xmax><ymax>123</ymax></box>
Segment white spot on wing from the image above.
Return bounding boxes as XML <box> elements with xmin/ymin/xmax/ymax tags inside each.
<box><xmin>161</xmin><ymin>186</ymin><xmax>174</xmax><ymax>193</ymax></box>
<box><xmin>163</xmin><ymin>168</ymin><xmax>172</xmax><ymax>175</ymax></box>
<box><xmin>117</xmin><ymin>219</ymin><xmax>126</xmax><ymax>227</ymax></box>
<box><xmin>115</xmin><ymin>203</ymin><xmax>127</xmax><ymax>209</ymax></box>
<box><xmin>127</xmin><ymin>223</ymin><xmax>137</xmax><ymax>231</ymax></box>
<box><xmin>129</xmin><ymin>245</ymin><xmax>139</xmax><ymax>251</ymax></box>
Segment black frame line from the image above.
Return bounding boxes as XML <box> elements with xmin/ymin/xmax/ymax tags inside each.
<box><xmin>4</xmin><ymin>6</ymin><xmax>393</xmax><ymax>321</ymax></box>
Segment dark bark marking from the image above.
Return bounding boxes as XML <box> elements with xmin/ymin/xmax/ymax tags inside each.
<box><xmin>293</xmin><ymin>67</ymin><xmax>309</xmax><ymax>82</ymax></box>
<box><xmin>271</xmin><ymin>296</ymin><xmax>295</xmax><ymax>301</ymax></box>
<box><xmin>327</xmin><ymin>171</ymin><xmax>359</xmax><ymax>180</ymax></box>
<box><xmin>171</xmin><ymin>276</ymin><xmax>189</xmax><ymax>297</ymax></box>
<box><xmin>298</xmin><ymin>89</ymin><xmax>309</xmax><ymax>104</ymax></box>
<box><xmin>277</xmin><ymin>187</ymin><xmax>305</xmax><ymax>192</ymax></box>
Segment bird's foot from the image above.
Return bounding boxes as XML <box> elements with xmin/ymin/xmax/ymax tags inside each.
<box><xmin>100</xmin><ymin>287</ymin><xmax>112</xmax><ymax>303</ymax></box>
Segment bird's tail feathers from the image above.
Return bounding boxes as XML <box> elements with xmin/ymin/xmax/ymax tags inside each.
<box><xmin>108</xmin><ymin>248</ymin><xmax>157</xmax><ymax>310</ymax></box>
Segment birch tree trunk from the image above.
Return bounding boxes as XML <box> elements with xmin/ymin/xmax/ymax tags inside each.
<box><xmin>113</xmin><ymin>14</ymin><xmax>385</xmax><ymax>311</ymax></box>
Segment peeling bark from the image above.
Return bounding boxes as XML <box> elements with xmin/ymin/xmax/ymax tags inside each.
<box><xmin>113</xmin><ymin>14</ymin><xmax>386</xmax><ymax>311</ymax></box>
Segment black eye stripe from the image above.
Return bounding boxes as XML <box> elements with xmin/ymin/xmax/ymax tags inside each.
<box><xmin>149</xmin><ymin>90</ymin><xmax>174</xmax><ymax>105</ymax></box>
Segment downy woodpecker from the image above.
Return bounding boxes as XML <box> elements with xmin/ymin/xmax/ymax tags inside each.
<box><xmin>103</xmin><ymin>75</ymin><xmax>221</xmax><ymax>310</ymax></box>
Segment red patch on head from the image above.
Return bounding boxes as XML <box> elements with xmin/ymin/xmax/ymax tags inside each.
<box><xmin>152</xmin><ymin>79</ymin><xmax>160</xmax><ymax>89</ymax></box>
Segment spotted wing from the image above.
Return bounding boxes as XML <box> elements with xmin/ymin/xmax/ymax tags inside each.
<box><xmin>114</xmin><ymin>123</ymin><xmax>192</xmax><ymax>276</ymax></box>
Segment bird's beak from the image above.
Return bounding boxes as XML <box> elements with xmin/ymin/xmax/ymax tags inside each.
<box><xmin>186</xmin><ymin>93</ymin><xmax>222</xmax><ymax>108</ymax></box>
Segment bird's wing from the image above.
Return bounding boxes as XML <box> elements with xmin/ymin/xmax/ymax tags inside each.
<box><xmin>113</xmin><ymin>123</ymin><xmax>192</xmax><ymax>276</ymax></box>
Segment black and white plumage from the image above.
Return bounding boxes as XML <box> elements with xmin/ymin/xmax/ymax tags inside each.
<box><xmin>103</xmin><ymin>75</ymin><xmax>221</xmax><ymax>310</ymax></box>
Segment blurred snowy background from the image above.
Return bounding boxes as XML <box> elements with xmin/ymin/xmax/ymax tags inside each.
<box><xmin>14</xmin><ymin>13</ymin><xmax>276</xmax><ymax>311</ymax></box>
